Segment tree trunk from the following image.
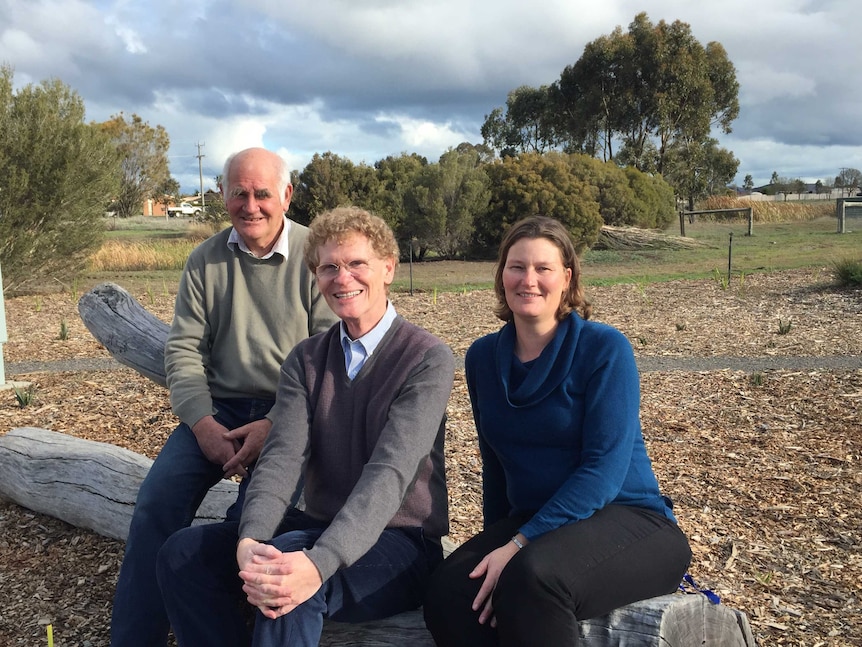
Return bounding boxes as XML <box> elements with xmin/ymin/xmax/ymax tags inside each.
<box><xmin>77</xmin><ymin>282</ymin><xmax>169</xmax><ymax>388</ymax></box>
<box><xmin>0</xmin><ymin>427</ymin><xmax>236</xmax><ymax>541</ymax></box>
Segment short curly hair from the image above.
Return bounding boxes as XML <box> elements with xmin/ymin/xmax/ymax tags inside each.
<box><xmin>303</xmin><ymin>206</ymin><xmax>400</xmax><ymax>273</ymax></box>
<box><xmin>493</xmin><ymin>216</ymin><xmax>592</xmax><ymax>322</ymax></box>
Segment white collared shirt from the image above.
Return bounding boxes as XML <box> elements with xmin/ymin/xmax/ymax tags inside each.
<box><xmin>339</xmin><ymin>301</ymin><xmax>397</xmax><ymax>380</ymax></box>
<box><xmin>227</xmin><ymin>216</ymin><xmax>293</xmax><ymax>259</ymax></box>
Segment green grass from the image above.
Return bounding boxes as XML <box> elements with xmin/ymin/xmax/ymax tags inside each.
<box><xmin>77</xmin><ymin>214</ymin><xmax>861</xmax><ymax>294</ymax></box>
<box><xmin>582</xmin><ymin>216</ymin><xmax>861</xmax><ymax>285</ymax></box>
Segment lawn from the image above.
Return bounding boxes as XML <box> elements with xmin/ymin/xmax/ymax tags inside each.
<box><xmin>82</xmin><ymin>214</ymin><xmax>861</xmax><ymax>296</ymax></box>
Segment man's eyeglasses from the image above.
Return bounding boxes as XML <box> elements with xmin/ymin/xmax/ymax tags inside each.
<box><xmin>315</xmin><ymin>259</ymin><xmax>373</xmax><ymax>279</ymax></box>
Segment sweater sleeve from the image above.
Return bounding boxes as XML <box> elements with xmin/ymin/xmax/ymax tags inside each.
<box><xmin>466</xmin><ymin>341</ymin><xmax>510</xmax><ymax>527</ymax></box>
<box><xmin>305</xmin><ymin>343</ymin><xmax>454</xmax><ymax>581</ymax></box>
<box><xmin>239</xmin><ymin>348</ymin><xmax>310</xmax><ymax>541</ymax></box>
<box><xmin>519</xmin><ymin>327</ymin><xmax>641</xmax><ymax>540</ymax></box>
<box><xmin>165</xmin><ymin>252</ymin><xmax>215</xmax><ymax>427</ymax></box>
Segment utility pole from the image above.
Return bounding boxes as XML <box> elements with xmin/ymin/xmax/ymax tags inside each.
<box><xmin>196</xmin><ymin>142</ymin><xmax>206</xmax><ymax>211</ymax></box>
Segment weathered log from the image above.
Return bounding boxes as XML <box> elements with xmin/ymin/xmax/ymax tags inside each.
<box><xmin>318</xmin><ymin>591</ymin><xmax>756</xmax><ymax>647</ymax></box>
<box><xmin>0</xmin><ymin>427</ymin><xmax>236</xmax><ymax>541</ymax></box>
<box><xmin>77</xmin><ymin>282</ymin><xmax>169</xmax><ymax>387</ymax></box>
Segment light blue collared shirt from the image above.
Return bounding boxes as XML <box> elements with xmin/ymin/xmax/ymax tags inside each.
<box><xmin>227</xmin><ymin>216</ymin><xmax>292</xmax><ymax>259</ymax></box>
<box><xmin>340</xmin><ymin>301</ymin><xmax>397</xmax><ymax>380</ymax></box>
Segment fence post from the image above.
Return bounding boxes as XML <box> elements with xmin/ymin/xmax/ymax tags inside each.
<box><xmin>837</xmin><ymin>199</ymin><xmax>846</xmax><ymax>234</ymax></box>
<box><xmin>678</xmin><ymin>211</ymin><xmax>686</xmax><ymax>237</ymax></box>
<box><xmin>746</xmin><ymin>207</ymin><xmax>753</xmax><ymax>236</ymax></box>
<box><xmin>727</xmin><ymin>232</ymin><xmax>733</xmax><ymax>284</ymax></box>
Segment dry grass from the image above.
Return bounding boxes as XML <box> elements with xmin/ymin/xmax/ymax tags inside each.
<box><xmin>87</xmin><ymin>240</ymin><xmax>195</xmax><ymax>272</ymax></box>
<box><xmin>698</xmin><ymin>196</ymin><xmax>834</xmax><ymax>222</ymax></box>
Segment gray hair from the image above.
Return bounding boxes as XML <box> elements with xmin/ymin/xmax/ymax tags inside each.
<box><xmin>221</xmin><ymin>148</ymin><xmax>291</xmax><ymax>199</ymax></box>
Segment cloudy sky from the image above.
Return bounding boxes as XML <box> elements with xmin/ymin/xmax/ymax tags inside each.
<box><xmin>2</xmin><ymin>0</ymin><xmax>860</xmax><ymax>194</ymax></box>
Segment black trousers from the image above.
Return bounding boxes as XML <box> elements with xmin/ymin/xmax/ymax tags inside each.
<box><xmin>423</xmin><ymin>505</ymin><xmax>691</xmax><ymax>647</ymax></box>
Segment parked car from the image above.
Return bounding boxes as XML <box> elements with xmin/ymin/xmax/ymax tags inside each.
<box><xmin>167</xmin><ymin>202</ymin><xmax>202</xmax><ymax>218</ymax></box>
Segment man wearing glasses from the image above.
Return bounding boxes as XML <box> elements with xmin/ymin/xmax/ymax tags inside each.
<box><xmin>156</xmin><ymin>207</ymin><xmax>455</xmax><ymax>647</ymax></box>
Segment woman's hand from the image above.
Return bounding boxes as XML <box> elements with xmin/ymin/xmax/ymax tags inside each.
<box><xmin>236</xmin><ymin>538</ymin><xmax>324</xmax><ymax>619</ymax></box>
<box><xmin>468</xmin><ymin>537</ymin><xmax>525</xmax><ymax>627</ymax></box>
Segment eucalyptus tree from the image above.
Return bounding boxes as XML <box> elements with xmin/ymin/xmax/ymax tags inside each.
<box><xmin>99</xmin><ymin>113</ymin><xmax>171</xmax><ymax>219</ymax></box>
<box><xmin>663</xmin><ymin>137</ymin><xmax>739</xmax><ymax>209</ymax></box>
<box><xmin>373</xmin><ymin>152</ymin><xmax>427</xmax><ymax>236</ymax></box>
<box><xmin>434</xmin><ymin>145</ymin><xmax>491</xmax><ymax>257</ymax></box>
<box><xmin>552</xmin><ymin>26</ymin><xmax>641</xmax><ymax>161</ymax></box>
<box><xmin>480</xmin><ymin>85</ymin><xmax>560</xmax><ymax>157</ymax></box>
<box><xmin>291</xmin><ymin>151</ymin><xmax>381</xmax><ymax>224</ymax></box>
<box><xmin>0</xmin><ymin>66</ymin><xmax>120</xmax><ymax>293</ymax></box>
<box><xmin>402</xmin><ymin>145</ymin><xmax>490</xmax><ymax>259</ymax></box>
<box><xmin>553</xmin><ymin>12</ymin><xmax>739</xmax><ymax>193</ymax></box>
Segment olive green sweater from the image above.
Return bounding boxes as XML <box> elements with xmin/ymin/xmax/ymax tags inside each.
<box><xmin>165</xmin><ymin>221</ymin><xmax>337</xmax><ymax>427</ymax></box>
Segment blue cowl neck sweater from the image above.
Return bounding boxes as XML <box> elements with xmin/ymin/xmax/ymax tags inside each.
<box><xmin>465</xmin><ymin>312</ymin><xmax>676</xmax><ymax>541</ymax></box>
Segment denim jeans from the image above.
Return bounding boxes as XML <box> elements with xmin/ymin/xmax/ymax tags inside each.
<box><xmin>110</xmin><ymin>397</ymin><xmax>274</xmax><ymax>647</ymax></box>
<box><xmin>156</xmin><ymin>510</ymin><xmax>443</xmax><ymax>647</ymax></box>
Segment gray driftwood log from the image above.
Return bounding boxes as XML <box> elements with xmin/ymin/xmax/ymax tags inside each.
<box><xmin>1</xmin><ymin>282</ymin><xmax>758</xmax><ymax>645</ymax></box>
<box><xmin>77</xmin><ymin>281</ymin><xmax>170</xmax><ymax>387</ymax></box>
<box><xmin>0</xmin><ymin>427</ymin><xmax>236</xmax><ymax>540</ymax></box>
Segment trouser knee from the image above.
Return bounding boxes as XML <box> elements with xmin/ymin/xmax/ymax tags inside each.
<box><xmin>494</xmin><ymin>550</ymin><xmax>559</xmax><ymax>616</ymax></box>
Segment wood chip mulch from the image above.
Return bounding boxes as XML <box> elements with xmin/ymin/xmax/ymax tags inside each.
<box><xmin>1</xmin><ymin>267</ymin><xmax>860</xmax><ymax>646</ymax></box>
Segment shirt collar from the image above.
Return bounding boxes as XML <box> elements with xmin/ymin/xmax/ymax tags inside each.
<box><xmin>227</xmin><ymin>216</ymin><xmax>292</xmax><ymax>259</ymax></box>
<box><xmin>339</xmin><ymin>301</ymin><xmax>397</xmax><ymax>357</ymax></box>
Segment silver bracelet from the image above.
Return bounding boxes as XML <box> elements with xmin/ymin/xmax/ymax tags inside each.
<box><xmin>511</xmin><ymin>536</ymin><xmax>525</xmax><ymax>550</ymax></box>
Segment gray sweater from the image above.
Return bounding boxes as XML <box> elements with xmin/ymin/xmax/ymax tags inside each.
<box><xmin>240</xmin><ymin>316</ymin><xmax>455</xmax><ymax>581</ymax></box>
<box><xmin>165</xmin><ymin>222</ymin><xmax>337</xmax><ymax>427</ymax></box>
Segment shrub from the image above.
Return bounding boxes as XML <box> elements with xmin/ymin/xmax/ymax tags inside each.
<box><xmin>833</xmin><ymin>258</ymin><xmax>862</xmax><ymax>287</ymax></box>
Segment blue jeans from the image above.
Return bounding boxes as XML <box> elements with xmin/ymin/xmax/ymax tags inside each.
<box><xmin>110</xmin><ymin>397</ymin><xmax>274</xmax><ymax>647</ymax></box>
<box><xmin>156</xmin><ymin>509</ymin><xmax>443</xmax><ymax>647</ymax></box>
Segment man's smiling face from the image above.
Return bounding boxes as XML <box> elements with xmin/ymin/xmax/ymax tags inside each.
<box><xmin>223</xmin><ymin>149</ymin><xmax>292</xmax><ymax>257</ymax></box>
<box><xmin>315</xmin><ymin>232</ymin><xmax>395</xmax><ymax>339</ymax></box>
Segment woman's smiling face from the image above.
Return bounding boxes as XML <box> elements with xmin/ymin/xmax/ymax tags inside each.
<box><xmin>501</xmin><ymin>237</ymin><xmax>572</xmax><ymax>326</ymax></box>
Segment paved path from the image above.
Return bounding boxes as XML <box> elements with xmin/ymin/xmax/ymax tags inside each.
<box><xmin>7</xmin><ymin>354</ymin><xmax>861</xmax><ymax>377</ymax></box>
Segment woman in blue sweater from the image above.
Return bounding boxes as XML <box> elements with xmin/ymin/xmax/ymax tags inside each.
<box><xmin>424</xmin><ymin>216</ymin><xmax>691</xmax><ymax>646</ymax></box>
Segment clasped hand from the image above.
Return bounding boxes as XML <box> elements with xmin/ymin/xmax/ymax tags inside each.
<box><xmin>192</xmin><ymin>417</ymin><xmax>272</xmax><ymax>478</ymax></box>
<box><xmin>236</xmin><ymin>538</ymin><xmax>324</xmax><ymax>619</ymax></box>
<box><xmin>468</xmin><ymin>540</ymin><xmax>521</xmax><ymax>628</ymax></box>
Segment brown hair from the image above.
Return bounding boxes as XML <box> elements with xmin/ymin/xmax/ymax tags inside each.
<box><xmin>304</xmin><ymin>206</ymin><xmax>399</xmax><ymax>272</ymax></box>
<box><xmin>493</xmin><ymin>216</ymin><xmax>592</xmax><ymax>322</ymax></box>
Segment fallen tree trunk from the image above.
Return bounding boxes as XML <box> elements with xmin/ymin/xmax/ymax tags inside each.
<box><xmin>318</xmin><ymin>591</ymin><xmax>756</xmax><ymax>647</ymax></box>
<box><xmin>0</xmin><ymin>427</ymin><xmax>236</xmax><ymax>541</ymax></box>
<box><xmin>77</xmin><ymin>282</ymin><xmax>169</xmax><ymax>387</ymax></box>
<box><xmin>0</xmin><ymin>426</ymin><xmax>756</xmax><ymax>646</ymax></box>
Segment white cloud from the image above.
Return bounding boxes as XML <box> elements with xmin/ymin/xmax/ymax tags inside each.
<box><xmin>376</xmin><ymin>114</ymin><xmax>470</xmax><ymax>156</ymax></box>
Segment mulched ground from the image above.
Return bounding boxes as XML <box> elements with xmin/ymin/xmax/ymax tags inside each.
<box><xmin>1</xmin><ymin>267</ymin><xmax>861</xmax><ymax>646</ymax></box>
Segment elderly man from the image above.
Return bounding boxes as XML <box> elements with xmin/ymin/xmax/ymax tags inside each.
<box><xmin>156</xmin><ymin>207</ymin><xmax>455</xmax><ymax>647</ymax></box>
<box><xmin>111</xmin><ymin>148</ymin><xmax>338</xmax><ymax>647</ymax></box>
